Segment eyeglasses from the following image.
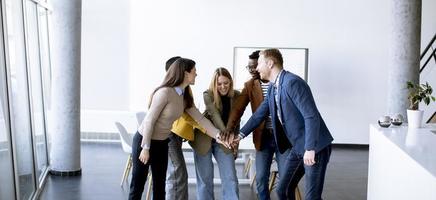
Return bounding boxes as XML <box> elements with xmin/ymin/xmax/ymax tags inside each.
<box><xmin>246</xmin><ymin>65</ymin><xmax>257</xmax><ymax>73</ymax></box>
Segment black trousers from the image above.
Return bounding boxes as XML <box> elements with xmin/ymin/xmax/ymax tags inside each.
<box><xmin>129</xmin><ymin>132</ymin><xmax>169</xmax><ymax>200</ymax></box>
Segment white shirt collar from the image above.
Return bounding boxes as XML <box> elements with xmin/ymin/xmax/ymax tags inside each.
<box><xmin>174</xmin><ymin>87</ymin><xmax>184</xmax><ymax>96</ymax></box>
<box><xmin>273</xmin><ymin>70</ymin><xmax>284</xmax><ymax>88</ymax></box>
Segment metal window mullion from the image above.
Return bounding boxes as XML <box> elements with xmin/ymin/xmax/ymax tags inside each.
<box><xmin>0</xmin><ymin>1</ymin><xmax>17</xmax><ymax>199</ymax></box>
<box><xmin>21</xmin><ymin>0</ymin><xmax>39</xmax><ymax>198</ymax></box>
<box><xmin>34</xmin><ymin>5</ymin><xmax>50</xmax><ymax>187</ymax></box>
<box><xmin>37</xmin><ymin>7</ymin><xmax>51</xmax><ymax>176</ymax></box>
<box><xmin>28</xmin><ymin>0</ymin><xmax>51</xmax><ymax>11</ymax></box>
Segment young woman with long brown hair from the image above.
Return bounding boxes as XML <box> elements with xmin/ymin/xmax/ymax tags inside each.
<box><xmin>129</xmin><ymin>58</ymin><xmax>228</xmax><ymax>200</ymax></box>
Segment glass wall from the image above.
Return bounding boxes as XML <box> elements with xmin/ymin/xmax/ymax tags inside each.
<box><xmin>36</xmin><ymin>5</ymin><xmax>52</xmax><ymax>165</ymax></box>
<box><xmin>1</xmin><ymin>0</ymin><xmax>53</xmax><ymax>199</ymax></box>
<box><xmin>5</xmin><ymin>0</ymin><xmax>37</xmax><ymax>198</ymax></box>
<box><xmin>0</xmin><ymin>6</ymin><xmax>16</xmax><ymax>199</ymax></box>
<box><xmin>24</xmin><ymin>0</ymin><xmax>49</xmax><ymax>184</ymax></box>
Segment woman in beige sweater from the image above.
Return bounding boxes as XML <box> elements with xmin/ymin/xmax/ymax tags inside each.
<box><xmin>129</xmin><ymin>58</ymin><xmax>227</xmax><ymax>200</ymax></box>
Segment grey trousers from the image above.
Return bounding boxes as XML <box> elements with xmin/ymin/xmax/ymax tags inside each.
<box><xmin>165</xmin><ymin>133</ymin><xmax>188</xmax><ymax>200</ymax></box>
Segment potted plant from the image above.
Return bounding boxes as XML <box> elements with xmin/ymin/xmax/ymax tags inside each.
<box><xmin>406</xmin><ymin>81</ymin><xmax>435</xmax><ymax>128</ymax></box>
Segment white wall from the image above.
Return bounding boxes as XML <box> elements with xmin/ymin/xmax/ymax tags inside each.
<box><xmin>422</xmin><ymin>0</ymin><xmax>436</xmax><ymax>49</ymax></box>
<box><xmin>129</xmin><ymin>0</ymin><xmax>392</xmax><ymax>144</ymax></box>
<box><xmin>82</xmin><ymin>0</ymin><xmax>436</xmax><ymax>144</ymax></box>
<box><xmin>81</xmin><ymin>0</ymin><xmax>130</xmax><ymax>110</ymax></box>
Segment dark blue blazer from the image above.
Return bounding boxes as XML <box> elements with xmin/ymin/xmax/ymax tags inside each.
<box><xmin>240</xmin><ymin>70</ymin><xmax>333</xmax><ymax>154</ymax></box>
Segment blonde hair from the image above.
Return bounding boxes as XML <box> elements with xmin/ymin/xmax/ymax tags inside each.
<box><xmin>260</xmin><ymin>48</ymin><xmax>283</xmax><ymax>69</ymax></box>
<box><xmin>208</xmin><ymin>67</ymin><xmax>234</xmax><ymax>110</ymax></box>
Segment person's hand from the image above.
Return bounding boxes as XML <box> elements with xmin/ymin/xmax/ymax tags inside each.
<box><xmin>216</xmin><ymin>132</ymin><xmax>232</xmax><ymax>149</ymax></box>
<box><xmin>220</xmin><ymin>128</ymin><xmax>233</xmax><ymax>143</ymax></box>
<box><xmin>232</xmin><ymin>142</ymin><xmax>239</xmax><ymax>160</ymax></box>
<box><xmin>303</xmin><ymin>150</ymin><xmax>316</xmax><ymax>166</ymax></box>
<box><xmin>226</xmin><ymin>133</ymin><xmax>235</xmax><ymax>147</ymax></box>
<box><xmin>218</xmin><ymin>130</ymin><xmax>235</xmax><ymax>148</ymax></box>
<box><xmin>229</xmin><ymin>135</ymin><xmax>241</xmax><ymax>149</ymax></box>
<box><xmin>139</xmin><ymin>149</ymin><xmax>150</xmax><ymax>164</ymax></box>
<box><xmin>231</xmin><ymin>134</ymin><xmax>241</xmax><ymax>148</ymax></box>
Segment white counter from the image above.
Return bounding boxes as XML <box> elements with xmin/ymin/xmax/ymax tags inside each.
<box><xmin>368</xmin><ymin>124</ymin><xmax>436</xmax><ymax>200</ymax></box>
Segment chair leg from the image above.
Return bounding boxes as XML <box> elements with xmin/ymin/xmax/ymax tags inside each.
<box><xmin>250</xmin><ymin>173</ymin><xmax>257</xmax><ymax>188</ymax></box>
<box><xmin>267</xmin><ymin>170</ymin><xmax>302</xmax><ymax>200</ymax></box>
<box><xmin>268</xmin><ymin>171</ymin><xmax>278</xmax><ymax>192</ymax></box>
<box><xmin>295</xmin><ymin>186</ymin><xmax>302</xmax><ymax>200</ymax></box>
<box><xmin>125</xmin><ymin>156</ymin><xmax>132</xmax><ymax>182</ymax></box>
<box><xmin>145</xmin><ymin>172</ymin><xmax>152</xmax><ymax>200</ymax></box>
<box><xmin>120</xmin><ymin>155</ymin><xmax>132</xmax><ymax>187</ymax></box>
<box><xmin>244</xmin><ymin>158</ymin><xmax>253</xmax><ymax>177</ymax></box>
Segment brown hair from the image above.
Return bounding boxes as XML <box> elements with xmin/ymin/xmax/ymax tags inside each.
<box><xmin>149</xmin><ymin>58</ymin><xmax>195</xmax><ymax>108</ymax></box>
<box><xmin>208</xmin><ymin>67</ymin><xmax>234</xmax><ymax>110</ymax></box>
<box><xmin>260</xmin><ymin>48</ymin><xmax>283</xmax><ymax>69</ymax></box>
<box><xmin>165</xmin><ymin>56</ymin><xmax>181</xmax><ymax>71</ymax></box>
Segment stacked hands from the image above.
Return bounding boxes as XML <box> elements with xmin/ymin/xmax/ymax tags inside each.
<box><xmin>141</xmin><ymin>129</ymin><xmax>240</xmax><ymax>164</ymax></box>
<box><xmin>215</xmin><ymin>129</ymin><xmax>240</xmax><ymax>150</ymax></box>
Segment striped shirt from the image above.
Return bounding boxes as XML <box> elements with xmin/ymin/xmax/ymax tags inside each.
<box><xmin>261</xmin><ymin>81</ymin><xmax>273</xmax><ymax>130</ymax></box>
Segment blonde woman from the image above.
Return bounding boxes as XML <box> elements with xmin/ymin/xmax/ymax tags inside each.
<box><xmin>191</xmin><ymin>67</ymin><xmax>240</xmax><ymax>200</ymax></box>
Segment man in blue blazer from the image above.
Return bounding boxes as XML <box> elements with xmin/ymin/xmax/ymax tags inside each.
<box><xmin>232</xmin><ymin>48</ymin><xmax>333</xmax><ymax>200</ymax></box>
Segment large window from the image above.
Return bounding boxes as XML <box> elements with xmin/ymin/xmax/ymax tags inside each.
<box><xmin>5</xmin><ymin>0</ymin><xmax>37</xmax><ymax>198</ymax></box>
<box><xmin>24</xmin><ymin>0</ymin><xmax>49</xmax><ymax>183</ymax></box>
<box><xmin>1</xmin><ymin>0</ymin><xmax>53</xmax><ymax>199</ymax></box>
<box><xmin>0</xmin><ymin>7</ymin><xmax>16</xmax><ymax>199</ymax></box>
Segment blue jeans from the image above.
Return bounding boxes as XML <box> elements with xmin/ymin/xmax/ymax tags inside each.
<box><xmin>193</xmin><ymin>141</ymin><xmax>239</xmax><ymax>200</ymax></box>
<box><xmin>165</xmin><ymin>133</ymin><xmax>188</xmax><ymax>200</ymax></box>
<box><xmin>276</xmin><ymin>145</ymin><xmax>332</xmax><ymax>200</ymax></box>
<box><xmin>255</xmin><ymin>130</ymin><xmax>291</xmax><ymax>200</ymax></box>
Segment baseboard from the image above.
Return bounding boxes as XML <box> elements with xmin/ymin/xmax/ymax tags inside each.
<box><xmin>0</xmin><ymin>141</ymin><xmax>8</xmax><ymax>151</ymax></box>
<box><xmin>80</xmin><ymin>131</ymin><xmax>120</xmax><ymax>141</ymax></box>
<box><xmin>187</xmin><ymin>177</ymin><xmax>252</xmax><ymax>185</ymax></box>
<box><xmin>332</xmin><ymin>143</ymin><xmax>369</xmax><ymax>150</ymax></box>
<box><xmin>78</xmin><ymin>134</ymin><xmax>370</xmax><ymax>151</ymax></box>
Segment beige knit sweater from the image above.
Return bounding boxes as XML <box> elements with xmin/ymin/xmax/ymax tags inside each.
<box><xmin>138</xmin><ymin>87</ymin><xmax>219</xmax><ymax>149</ymax></box>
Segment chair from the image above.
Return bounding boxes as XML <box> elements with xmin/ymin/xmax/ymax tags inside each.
<box><xmin>115</xmin><ymin>122</ymin><xmax>133</xmax><ymax>187</ymax></box>
<box><xmin>135</xmin><ymin>111</ymin><xmax>146</xmax><ymax>126</ymax></box>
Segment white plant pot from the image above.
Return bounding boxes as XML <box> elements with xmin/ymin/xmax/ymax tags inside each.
<box><xmin>407</xmin><ymin>109</ymin><xmax>424</xmax><ymax>128</ymax></box>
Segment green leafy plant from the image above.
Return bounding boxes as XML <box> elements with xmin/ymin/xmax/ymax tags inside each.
<box><xmin>406</xmin><ymin>81</ymin><xmax>436</xmax><ymax>110</ymax></box>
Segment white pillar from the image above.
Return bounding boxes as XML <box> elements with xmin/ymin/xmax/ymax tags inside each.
<box><xmin>49</xmin><ymin>0</ymin><xmax>82</xmax><ymax>175</ymax></box>
<box><xmin>387</xmin><ymin>0</ymin><xmax>421</xmax><ymax>120</ymax></box>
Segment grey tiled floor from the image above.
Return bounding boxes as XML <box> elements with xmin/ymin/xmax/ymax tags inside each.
<box><xmin>39</xmin><ymin>142</ymin><xmax>368</xmax><ymax>200</ymax></box>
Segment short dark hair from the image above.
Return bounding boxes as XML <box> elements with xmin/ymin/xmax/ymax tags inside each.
<box><xmin>248</xmin><ymin>50</ymin><xmax>260</xmax><ymax>60</ymax></box>
<box><xmin>165</xmin><ymin>56</ymin><xmax>181</xmax><ymax>71</ymax></box>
